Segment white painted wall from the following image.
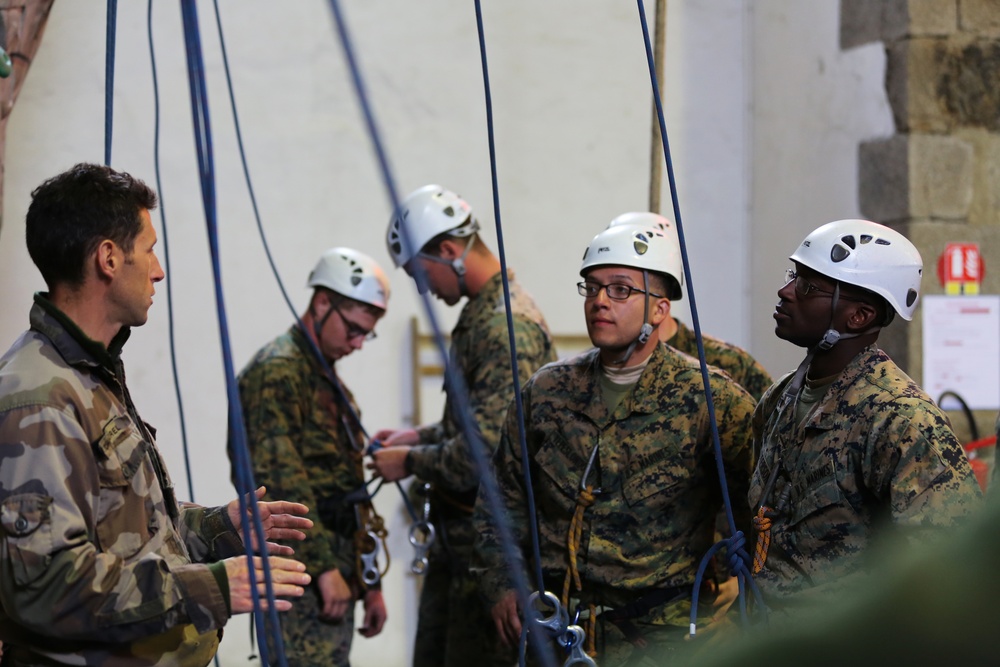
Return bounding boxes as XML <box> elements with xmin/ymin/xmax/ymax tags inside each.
<box><xmin>0</xmin><ymin>1</ymin><xmax>889</xmax><ymax>664</ymax></box>
<box><xmin>749</xmin><ymin>1</ymin><xmax>894</xmax><ymax>375</ymax></box>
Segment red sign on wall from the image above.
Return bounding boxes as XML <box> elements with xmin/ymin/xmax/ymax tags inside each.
<box><xmin>938</xmin><ymin>243</ymin><xmax>983</xmax><ymax>295</ymax></box>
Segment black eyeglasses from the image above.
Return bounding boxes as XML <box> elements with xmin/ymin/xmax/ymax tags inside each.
<box><xmin>577</xmin><ymin>281</ymin><xmax>663</xmax><ymax>301</ymax></box>
<box><xmin>783</xmin><ymin>269</ymin><xmax>868</xmax><ymax>302</ymax></box>
<box><xmin>334</xmin><ymin>308</ymin><xmax>377</xmax><ymax>341</ymax></box>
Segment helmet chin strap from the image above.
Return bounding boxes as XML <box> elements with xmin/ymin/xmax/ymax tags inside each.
<box><xmin>610</xmin><ymin>269</ymin><xmax>655</xmax><ymax>366</ymax></box>
<box><xmin>779</xmin><ymin>282</ymin><xmax>880</xmax><ymax>410</ymax></box>
<box><xmin>418</xmin><ymin>234</ymin><xmax>477</xmax><ymax>297</ymax></box>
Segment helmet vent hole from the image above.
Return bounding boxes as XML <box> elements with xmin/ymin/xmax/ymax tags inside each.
<box><xmin>860</xmin><ymin>234</ymin><xmax>873</xmax><ymax>244</ymax></box>
<box><xmin>831</xmin><ymin>244</ymin><xmax>851</xmax><ymax>262</ymax></box>
<box><xmin>906</xmin><ymin>289</ymin><xmax>917</xmax><ymax>307</ymax></box>
<box><xmin>875</xmin><ymin>238</ymin><xmax>891</xmax><ymax>245</ymax></box>
<box><xmin>841</xmin><ymin>235</ymin><xmax>856</xmax><ymax>249</ymax></box>
<box><xmin>443</xmin><ymin>206</ymin><xmax>455</xmax><ymax>217</ymax></box>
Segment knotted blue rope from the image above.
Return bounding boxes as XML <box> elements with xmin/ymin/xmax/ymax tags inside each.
<box><xmin>633</xmin><ymin>0</ymin><xmax>765</xmax><ymax>632</ymax></box>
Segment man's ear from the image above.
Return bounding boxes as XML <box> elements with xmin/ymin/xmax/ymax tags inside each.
<box><xmin>435</xmin><ymin>238</ymin><xmax>461</xmax><ymax>260</ymax></box>
<box><xmin>310</xmin><ymin>289</ymin><xmax>331</xmax><ymax>318</ymax></box>
<box><xmin>648</xmin><ymin>296</ymin><xmax>670</xmax><ymax>327</ymax></box>
<box><xmin>845</xmin><ymin>301</ymin><xmax>879</xmax><ymax>332</ymax></box>
<box><xmin>95</xmin><ymin>239</ymin><xmax>117</xmax><ymax>281</ymax></box>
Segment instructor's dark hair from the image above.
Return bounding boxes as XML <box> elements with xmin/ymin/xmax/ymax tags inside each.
<box><xmin>26</xmin><ymin>163</ymin><xmax>157</xmax><ymax>289</ymax></box>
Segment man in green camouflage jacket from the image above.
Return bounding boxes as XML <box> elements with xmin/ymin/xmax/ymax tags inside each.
<box><xmin>608</xmin><ymin>212</ymin><xmax>772</xmax><ymax>402</ymax></box>
<box><xmin>751</xmin><ymin>219</ymin><xmax>982</xmax><ymax>612</ymax></box>
<box><xmin>473</xmin><ymin>221</ymin><xmax>755</xmax><ymax>666</ymax></box>
<box><xmin>235</xmin><ymin>247</ymin><xmax>390</xmax><ymax>666</ymax></box>
<box><xmin>0</xmin><ymin>164</ymin><xmax>312</xmax><ymax>667</ymax></box>
<box><xmin>370</xmin><ymin>185</ymin><xmax>556</xmax><ymax>667</ymax></box>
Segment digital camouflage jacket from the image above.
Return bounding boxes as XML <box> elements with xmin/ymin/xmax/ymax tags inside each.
<box><xmin>474</xmin><ymin>342</ymin><xmax>755</xmax><ymax>622</ymax></box>
<box><xmin>749</xmin><ymin>345</ymin><xmax>983</xmax><ymax>607</ymax></box>
<box><xmin>236</xmin><ymin>326</ymin><xmax>365</xmax><ymax>584</ymax></box>
<box><xmin>411</xmin><ymin>270</ymin><xmax>555</xmax><ymax>554</ymax></box>
<box><xmin>667</xmin><ymin>318</ymin><xmax>773</xmax><ymax>402</ymax></box>
<box><xmin>0</xmin><ymin>294</ymin><xmax>242</xmax><ymax>667</ymax></box>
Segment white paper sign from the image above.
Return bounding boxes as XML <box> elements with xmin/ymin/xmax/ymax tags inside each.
<box><xmin>922</xmin><ymin>295</ymin><xmax>1000</xmax><ymax>410</ymax></box>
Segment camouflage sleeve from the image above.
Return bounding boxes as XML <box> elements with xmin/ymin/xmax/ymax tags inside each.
<box><xmin>868</xmin><ymin>402</ymin><xmax>983</xmax><ymax>533</ymax></box>
<box><xmin>711</xmin><ymin>374</ymin><xmax>756</xmax><ymax>539</ymax></box>
<box><xmin>472</xmin><ymin>395</ymin><xmax>531</xmax><ymax>606</ymax></box>
<box><xmin>238</xmin><ymin>360</ymin><xmax>355</xmax><ymax>580</ymax></box>
<box><xmin>409</xmin><ymin>317</ymin><xmax>553</xmax><ymax>493</ymax></box>
<box><xmin>178</xmin><ymin>504</ymin><xmax>244</xmax><ymax>562</ymax></box>
<box><xmin>415</xmin><ymin>421</ymin><xmax>445</xmax><ymax>444</ymax></box>
<box><xmin>0</xmin><ymin>405</ymin><xmax>228</xmax><ymax>641</ymax></box>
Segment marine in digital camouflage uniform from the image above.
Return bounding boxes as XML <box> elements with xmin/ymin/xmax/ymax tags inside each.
<box><xmin>473</xmin><ymin>222</ymin><xmax>755</xmax><ymax>666</ymax></box>
<box><xmin>372</xmin><ymin>185</ymin><xmax>556</xmax><ymax>667</ymax></box>
<box><xmin>606</xmin><ymin>213</ymin><xmax>773</xmax><ymax>403</ymax></box>
<box><xmin>750</xmin><ymin>345</ymin><xmax>983</xmax><ymax>606</ymax></box>
<box><xmin>0</xmin><ymin>164</ymin><xmax>311</xmax><ymax>667</ymax></box>
<box><xmin>236</xmin><ymin>247</ymin><xmax>390</xmax><ymax>667</ymax></box>
<box><xmin>751</xmin><ymin>220</ymin><xmax>982</xmax><ymax>615</ymax></box>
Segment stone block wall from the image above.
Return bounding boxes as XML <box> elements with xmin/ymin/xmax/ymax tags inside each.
<box><xmin>842</xmin><ymin>0</ymin><xmax>1000</xmax><ymax>444</ymax></box>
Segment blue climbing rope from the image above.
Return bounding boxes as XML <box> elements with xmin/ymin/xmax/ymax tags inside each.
<box><xmin>104</xmin><ymin>0</ymin><xmax>117</xmax><ymax>166</ymax></box>
<box><xmin>632</xmin><ymin>0</ymin><xmax>765</xmax><ymax>631</ymax></box>
<box><xmin>177</xmin><ymin>3</ymin><xmax>289</xmax><ymax>665</ymax></box>
<box><xmin>146</xmin><ymin>0</ymin><xmax>195</xmax><ymax>504</ymax></box>
<box><xmin>472</xmin><ymin>4</ymin><xmax>561</xmax><ymax>667</ymax></box>
<box><xmin>207</xmin><ymin>0</ymin><xmax>417</xmax><ymax>523</ymax></box>
<box><xmin>322</xmin><ymin>4</ymin><xmax>555</xmax><ymax>667</ymax></box>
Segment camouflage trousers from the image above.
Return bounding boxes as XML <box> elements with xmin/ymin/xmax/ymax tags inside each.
<box><xmin>263</xmin><ymin>582</ymin><xmax>356</xmax><ymax>667</ymax></box>
<box><xmin>413</xmin><ymin>557</ymin><xmax>516</xmax><ymax>667</ymax></box>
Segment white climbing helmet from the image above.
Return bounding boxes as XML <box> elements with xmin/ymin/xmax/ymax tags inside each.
<box><xmin>790</xmin><ymin>219</ymin><xmax>922</xmax><ymax>321</ymax></box>
<box><xmin>386</xmin><ymin>184</ymin><xmax>479</xmax><ymax>268</ymax></box>
<box><xmin>308</xmin><ymin>247</ymin><xmax>390</xmax><ymax>310</ymax></box>
<box><xmin>608</xmin><ymin>211</ymin><xmax>684</xmax><ymax>301</ymax></box>
<box><xmin>582</xmin><ymin>220</ymin><xmax>684</xmax><ymax>299</ymax></box>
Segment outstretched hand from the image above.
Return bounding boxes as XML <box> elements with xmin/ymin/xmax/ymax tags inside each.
<box><xmin>225</xmin><ymin>555</ymin><xmax>310</xmax><ymax>614</ymax></box>
<box><xmin>227</xmin><ymin>486</ymin><xmax>313</xmax><ymax>556</ymax></box>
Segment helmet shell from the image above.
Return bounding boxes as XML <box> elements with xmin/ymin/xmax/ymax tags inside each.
<box><xmin>386</xmin><ymin>185</ymin><xmax>479</xmax><ymax>268</ymax></box>
<box><xmin>790</xmin><ymin>219</ymin><xmax>922</xmax><ymax>321</ymax></box>
<box><xmin>308</xmin><ymin>247</ymin><xmax>390</xmax><ymax>310</ymax></box>
<box><xmin>582</xmin><ymin>220</ymin><xmax>684</xmax><ymax>299</ymax></box>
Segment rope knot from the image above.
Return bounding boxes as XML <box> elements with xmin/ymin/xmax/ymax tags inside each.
<box><xmin>752</xmin><ymin>505</ymin><xmax>773</xmax><ymax>575</ymax></box>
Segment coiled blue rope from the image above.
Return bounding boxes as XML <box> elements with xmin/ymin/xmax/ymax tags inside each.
<box><xmin>633</xmin><ymin>0</ymin><xmax>765</xmax><ymax>632</ymax></box>
<box><xmin>177</xmin><ymin>3</ymin><xmax>288</xmax><ymax>665</ymax></box>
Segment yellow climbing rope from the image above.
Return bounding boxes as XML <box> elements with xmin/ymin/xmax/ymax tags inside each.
<box><xmin>751</xmin><ymin>505</ymin><xmax>772</xmax><ymax>575</ymax></box>
<box><xmin>562</xmin><ymin>485</ymin><xmax>597</xmax><ymax>657</ymax></box>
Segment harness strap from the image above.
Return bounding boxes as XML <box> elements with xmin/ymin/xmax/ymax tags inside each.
<box><xmin>600</xmin><ymin>585</ymin><xmax>690</xmax><ymax>650</ymax></box>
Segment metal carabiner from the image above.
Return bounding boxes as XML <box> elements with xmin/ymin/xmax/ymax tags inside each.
<box><xmin>359</xmin><ymin>531</ymin><xmax>381</xmax><ymax>586</ymax></box>
<box><xmin>528</xmin><ymin>590</ymin><xmax>569</xmax><ymax>637</ymax></box>
<box><xmin>408</xmin><ymin>520</ymin><xmax>436</xmax><ymax>574</ymax></box>
<box><xmin>561</xmin><ymin>625</ymin><xmax>596</xmax><ymax>667</ymax></box>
